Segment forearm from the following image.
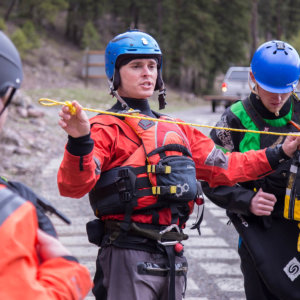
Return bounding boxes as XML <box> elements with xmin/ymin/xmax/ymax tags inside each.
<box><xmin>57</xmin><ymin>134</ymin><xmax>100</xmax><ymax>198</ymax></box>
<box><xmin>202</xmin><ymin>181</ymin><xmax>255</xmax><ymax>215</ymax></box>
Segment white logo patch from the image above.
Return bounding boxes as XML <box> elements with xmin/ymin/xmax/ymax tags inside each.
<box><xmin>283</xmin><ymin>257</ymin><xmax>300</xmax><ymax>281</ymax></box>
<box><xmin>141</xmin><ymin>38</ymin><xmax>148</xmax><ymax>45</ymax></box>
<box><xmin>176</xmin><ymin>183</ymin><xmax>189</xmax><ymax>197</ymax></box>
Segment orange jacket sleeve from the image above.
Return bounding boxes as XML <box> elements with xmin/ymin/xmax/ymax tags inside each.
<box><xmin>57</xmin><ymin>117</ymin><xmax>140</xmax><ymax>198</ymax></box>
<box><xmin>0</xmin><ymin>186</ymin><xmax>92</xmax><ymax>300</ymax></box>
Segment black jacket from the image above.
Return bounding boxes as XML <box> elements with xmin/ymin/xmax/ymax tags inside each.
<box><xmin>202</xmin><ymin>93</ymin><xmax>300</xmax><ymax>217</ymax></box>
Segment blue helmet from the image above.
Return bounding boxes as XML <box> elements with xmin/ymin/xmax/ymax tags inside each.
<box><xmin>251</xmin><ymin>40</ymin><xmax>300</xmax><ymax>93</ymax></box>
<box><xmin>105</xmin><ymin>29</ymin><xmax>164</xmax><ymax>92</ymax></box>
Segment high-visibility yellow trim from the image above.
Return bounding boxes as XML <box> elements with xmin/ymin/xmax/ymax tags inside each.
<box><xmin>147</xmin><ymin>165</ymin><xmax>156</xmax><ymax>173</ymax></box>
<box><xmin>284</xmin><ymin>194</ymin><xmax>291</xmax><ymax>219</ymax></box>
<box><xmin>165</xmin><ymin>166</ymin><xmax>171</xmax><ymax>174</ymax></box>
<box><xmin>152</xmin><ymin>186</ymin><xmax>160</xmax><ymax>195</ymax></box>
<box><xmin>38</xmin><ymin>98</ymin><xmax>300</xmax><ymax>137</ymax></box>
<box><xmin>170</xmin><ymin>186</ymin><xmax>177</xmax><ymax>194</ymax></box>
<box><xmin>147</xmin><ymin>165</ymin><xmax>171</xmax><ymax>174</ymax></box>
<box><xmin>295</xmin><ymin>197</ymin><xmax>300</xmax><ymax>221</ymax></box>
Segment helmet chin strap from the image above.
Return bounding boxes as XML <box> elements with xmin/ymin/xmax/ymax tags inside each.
<box><xmin>158</xmin><ymin>85</ymin><xmax>167</xmax><ymax>110</ymax></box>
<box><xmin>0</xmin><ymin>88</ymin><xmax>16</xmax><ymax>117</ymax></box>
<box><xmin>109</xmin><ymin>81</ymin><xmax>167</xmax><ymax>111</ymax></box>
<box><xmin>108</xmin><ymin>81</ymin><xmax>130</xmax><ymax>110</ymax></box>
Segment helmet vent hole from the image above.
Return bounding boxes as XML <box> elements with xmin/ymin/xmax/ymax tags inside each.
<box><xmin>284</xmin><ymin>51</ymin><xmax>288</xmax><ymax>55</ymax></box>
<box><xmin>273</xmin><ymin>50</ymin><xmax>277</xmax><ymax>54</ymax></box>
<box><xmin>266</xmin><ymin>46</ymin><xmax>272</xmax><ymax>48</ymax></box>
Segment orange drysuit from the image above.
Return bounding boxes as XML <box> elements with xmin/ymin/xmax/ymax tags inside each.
<box><xmin>0</xmin><ymin>185</ymin><xmax>92</xmax><ymax>300</ymax></box>
<box><xmin>57</xmin><ymin>114</ymin><xmax>282</xmax><ymax>225</ymax></box>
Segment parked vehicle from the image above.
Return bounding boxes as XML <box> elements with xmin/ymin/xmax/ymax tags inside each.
<box><xmin>203</xmin><ymin>66</ymin><xmax>251</xmax><ymax>112</ymax></box>
<box><xmin>222</xmin><ymin>66</ymin><xmax>251</xmax><ymax>99</ymax></box>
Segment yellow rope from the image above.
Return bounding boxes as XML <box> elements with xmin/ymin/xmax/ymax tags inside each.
<box><xmin>38</xmin><ymin>98</ymin><xmax>300</xmax><ymax>137</ymax></box>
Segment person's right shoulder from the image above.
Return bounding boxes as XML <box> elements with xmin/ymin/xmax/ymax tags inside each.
<box><xmin>90</xmin><ymin>114</ymin><xmax>124</xmax><ymax>126</ymax></box>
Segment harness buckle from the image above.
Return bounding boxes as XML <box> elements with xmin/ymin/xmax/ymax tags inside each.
<box><xmin>158</xmin><ymin>224</ymin><xmax>181</xmax><ymax>246</ymax></box>
<box><xmin>115</xmin><ymin>178</ymin><xmax>127</xmax><ymax>192</ymax></box>
<box><xmin>120</xmin><ymin>191</ymin><xmax>131</xmax><ymax>202</ymax></box>
<box><xmin>119</xmin><ymin>169</ymin><xmax>129</xmax><ymax>178</ymax></box>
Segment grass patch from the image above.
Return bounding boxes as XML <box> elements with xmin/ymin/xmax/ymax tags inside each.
<box><xmin>26</xmin><ymin>86</ymin><xmax>204</xmax><ymax>117</ymax></box>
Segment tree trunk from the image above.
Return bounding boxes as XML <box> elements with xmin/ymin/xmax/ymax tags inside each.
<box><xmin>157</xmin><ymin>0</ymin><xmax>162</xmax><ymax>37</ymax></box>
<box><xmin>250</xmin><ymin>0</ymin><xmax>258</xmax><ymax>62</ymax></box>
<box><xmin>4</xmin><ymin>0</ymin><xmax>18</xmax><ymax>21</ymax></box>
<box><xmin>276</xmin><ymin>0</ymin><xmax>283</xmax><ymax>39</ymax></box>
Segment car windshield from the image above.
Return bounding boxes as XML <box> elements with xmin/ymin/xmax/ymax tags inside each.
<box><xmin>227</xmin><ymin>71</ymin><xmax>249</xmax><ymax>81</ymax></box>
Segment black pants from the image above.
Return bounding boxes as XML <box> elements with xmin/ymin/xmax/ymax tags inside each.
<box><xmin>239</xmin><ymin>241</ymin><xmax>280</xmax><ymax>300</ymax></box>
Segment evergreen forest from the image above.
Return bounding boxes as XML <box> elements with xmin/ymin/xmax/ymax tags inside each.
<box><xmin>1</xmin><ymin>0</ymin><xmax>300</xmax><ymax>94</ymax></box>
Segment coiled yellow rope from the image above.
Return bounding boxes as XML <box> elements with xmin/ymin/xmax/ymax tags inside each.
<box><xmin>39</xmin><ymin>98</ymin><xmax>300</xmax><ymax>137</ymax></box>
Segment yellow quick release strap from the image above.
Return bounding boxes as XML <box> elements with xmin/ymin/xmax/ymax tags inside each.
<box><xmin>152</xmin><ymin>186</ymin><xmax>177</xmax><ymax>195</ymax></box>
<box><xmin>38</xmin><ymin>98</ymin><xmax>300</xmax><ymax>137</ymax></box>
<box><xmin>147</xmin><ymin>165</ymin><xmax>171</xmax><ymax>174</ymax></box>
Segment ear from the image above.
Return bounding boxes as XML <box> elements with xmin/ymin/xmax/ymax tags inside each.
<box><xmin>249</xmin><ymin>71</ymin><xmax>256</xmax><ymax>83</ymax></box>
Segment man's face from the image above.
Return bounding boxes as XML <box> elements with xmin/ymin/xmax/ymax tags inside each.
<box><xmin>250</xmin><ymin>71</ymin><xmax>292</xmax><ymax>114</ymax></box>
<box><xmin>118</xmin><ymin>58</ymin><xmax>158</xmax><ymax>99</ymax></box>
<box><xmin>257</xmin><ymin>85</ymin><xmax>291</xmax><ymax>114</ymax></box>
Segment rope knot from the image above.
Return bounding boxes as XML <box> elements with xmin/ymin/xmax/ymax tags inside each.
<box><xmin>65</xmin><ymin>101</ymin><xmax>76</xmax><ymax>115</ymax></box>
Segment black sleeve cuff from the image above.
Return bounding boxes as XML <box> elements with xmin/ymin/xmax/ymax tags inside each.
<box><xmin>202</xmin><ymin>181</ymin><xmax>254</xmax><ymax>215</ymax></box>
<box><xmin>266</xmin><ymin>144</ymin><xmax>290</xmax><ymax>169</ymax></box>
<box><xmin>62</xmin><ymin>255</ymin><xmax>79</xmax><ymax>263</ymax></box>
<box><xmin>66</xmin><ymin>133</ymin><xmax>94</xmax><ymax>156</ymax></box>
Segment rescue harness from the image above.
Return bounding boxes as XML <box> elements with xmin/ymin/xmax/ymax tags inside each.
<box><xmin>89</xmin><ymin>113</ymin><xmax>203</xmax><ymax>231</ymax></box>
<box><xmin>87</xmin><ymin>112</ymin><xmax>204</xmax><ymax>300</ymax></box>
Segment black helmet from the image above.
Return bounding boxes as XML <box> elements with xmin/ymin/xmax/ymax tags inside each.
<box><xmin>0</xmin><ymin>31</ymin><xmax>23</xmax><ymax>115</ymax></box>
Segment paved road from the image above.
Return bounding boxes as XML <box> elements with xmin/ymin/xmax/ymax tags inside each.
<box><xmin>41</xmin><ymin>104</ymin><xmax>246</xmax><ymax>300</ymax></box>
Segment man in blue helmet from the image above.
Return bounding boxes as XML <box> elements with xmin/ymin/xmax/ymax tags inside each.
<box><xmin>203</xmin><ymin>40</ymin><xmax>300</xmax><ymax>300</ymax></box>
<box><xmin>57</xmin><ymin>31</ymin><xmax>300</xmax><ymax>300</ymax></box>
